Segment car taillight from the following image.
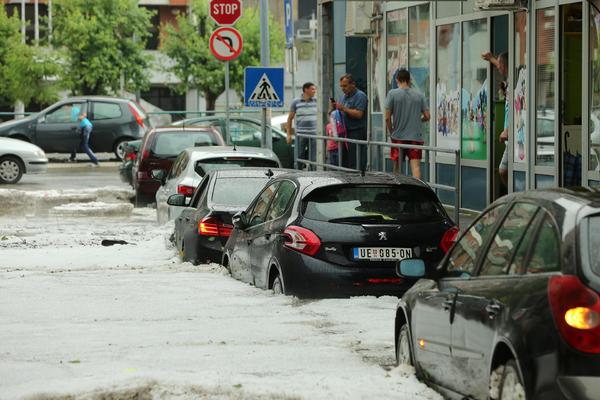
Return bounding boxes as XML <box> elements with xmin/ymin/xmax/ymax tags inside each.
<box><xmin>283</xmin><ymin>226</ymin><xmax>321</xmax><ymax>256</ymax></box>
<box><xmin>177</xmin><ymin>185</ymin><xmax>195</xmax><ymax>197</ymax></box>
<box><xmin>548</xmin><ymin>275</ymin><xmax>600</xmax><ymax>353</ymax></box>
<box><xmin>198</xmin><ymin>216</ymin><xmax>233</xmax><ymax>237</ymax></box>
<box><xmin>128</xmin><ymin>103</ymin><xmax>146</xmax><ymax>130</ymax></box>
<box><xmin>142</xmin><ymin>149</ymin><xmax>149</xmax><ymax>160</ymax></box>
<box><xmin>440</xmin><ymin>226</ymin><xmax>459</xmax><ymax>253</ymax></box>
<box><xmin>125</xmin><ymin>152</ymin><xmax>137</xmax><ymax>161</ymax></box>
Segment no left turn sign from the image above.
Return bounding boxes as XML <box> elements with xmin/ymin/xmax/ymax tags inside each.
<box><xmin>209</xmin><ymin>27</ymin><xmax>243</xmax><ymax>61</ymax></box>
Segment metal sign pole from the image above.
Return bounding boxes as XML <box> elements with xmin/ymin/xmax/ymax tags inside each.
<box><xmin>260</xmin><ymin>0</ymin><xmax>272</xmax><ymax>149</ymax></box>
<box><xmin>225</xmin><ymin>61</ymin><xmax>230</xmax><ymax>145</ymax></box>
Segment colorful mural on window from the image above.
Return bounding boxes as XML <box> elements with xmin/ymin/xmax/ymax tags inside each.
<box><xmin>437</xmin><ymin>23</ymin><xmax>460</xmax><ymax>150</ymax></box>
<box><xmin>514</xmin><ymin>11</ymin><xmax>528</xmax><ymax>163</ymax></box>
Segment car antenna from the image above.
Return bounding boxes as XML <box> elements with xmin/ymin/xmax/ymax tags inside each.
<box><xmin>265</xmin><ymin>168</ymin><xmax>274</xmax><ymax>178</ymax></box>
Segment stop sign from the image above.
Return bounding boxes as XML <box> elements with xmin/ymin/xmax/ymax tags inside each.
<box><xmin>210</xmin><ymin>0</ymin><xmax>242</xmax><ymax>26</ymax></box>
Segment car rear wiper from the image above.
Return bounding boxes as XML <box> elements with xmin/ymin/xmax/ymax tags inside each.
<box><xmin>327</xmin><ymin>215</ymin><xmax>387</xmax><ymax>224</ymax></box>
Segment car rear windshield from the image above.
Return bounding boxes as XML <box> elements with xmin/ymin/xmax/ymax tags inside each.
<box><xmin>151</xmin><ymin>132</ymin><xmax>219</xmax><ymax>156</ymax></box>
<box><xmin>211</xmin><ymin>177</ymin><xmax>269</xmax><ymax>207</ymax></box>
<box><xmin>586</xmin><ymin>215</ymin><xmax>600</xmax><ymax>277</ymax></box>
<box><xmin>195</xmin><ymin>158</ymin><xmax>279</xmax><ymax>175</ymax></box>
<box><xmin>302</xmin><ymin>184</ymin><xmax>447</xmax><ymax>224</ymax></box>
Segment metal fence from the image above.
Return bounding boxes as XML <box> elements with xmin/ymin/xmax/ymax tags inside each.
<box><xmin>294</xmin><ymin>133</ymin><xmax>462</xmax><ymax>225</ymax></box>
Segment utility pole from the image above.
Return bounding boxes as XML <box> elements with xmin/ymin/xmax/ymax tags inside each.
<box><xmin>260</xmin><ymin>0</ymin><xmax>272</xmax><ymax>149</ymax></box>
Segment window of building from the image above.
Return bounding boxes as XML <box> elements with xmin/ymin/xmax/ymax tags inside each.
<box><xmin>514</xmin><ymin>11</ymin><xmax>528</xmax><ymax>164</ymax></box>
<box><xmin>589</xmin><ymin>1</ymin><xmax>600</xmax><ymax>172</ymax></box>
<box><xmin>436</xmin><ymin>23</ymin><xmax>460</xmax><ymax>150</ymax></box>
<box><xmin>386</xmin><ymin>8</ymin><xmax>408</xmax><ymax>91</ymax></box>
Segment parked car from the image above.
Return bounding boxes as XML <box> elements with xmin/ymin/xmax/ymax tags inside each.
<box><xmin>0</xmin><ymin>137</ymin><xmax>48</xmax><ymax>184</ymax></box>
<box><xmin>118</xmin><ymin>139</ymin><xmax>141</xmax><ymax>186</ymax></box>
<box><xmin>394</xmin><ymin>187</ymin><xmax>600</xmax><ymax>400</ymax></box>
<box><xmin>0</xmin><ymin>97</ymin><xmax>150</xmax><ymax>160</ymax></box>
<box><xmin>155</xmin><ymin>146</ymin><xmax>281</xmax><ymax>224</ymax></box>
<box><xmin>169</xmin><ymin>168</ymin><xmax>292</xmax><ymax>265</ymax></box>
<box><xmin>133</xmin><ymin>126</ymin><xmax>225</xmax><ymax>206</ymax></box>
<box><xmin>172</xmin><ymin>116</ymin><xmax>294</xmax><ymax>168</ymax></box>
<box><xmin>223</xmin><ymin>171</ymin><xmax>457</xmax><ymax>298</ymax></box>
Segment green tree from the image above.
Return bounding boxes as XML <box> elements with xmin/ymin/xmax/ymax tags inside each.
<box><xmin>0</xmin><ymin>7</ymin><xmax>59</xmax><ymax>109</ymax></box>
<box><xmin>51</xmin><ymin>0</ymin><xmax>154</xmax><ymax>95</ymax></box>
<box><xmin>161</xmin><ymin>0</ymin><xmax>284</xmax><ymax>110</ymax></box>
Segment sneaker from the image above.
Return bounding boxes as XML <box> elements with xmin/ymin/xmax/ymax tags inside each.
<box><xmin>89</xmin><ymin>163</ymin><xmax>99</xmax><ymax>168</ymax></box>
<box><xmin>67</xmin><ymin>158</ymin><xmax>76</xmax><ymax>163</ymax></box>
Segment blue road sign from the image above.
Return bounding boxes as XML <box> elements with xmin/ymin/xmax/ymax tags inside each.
<box><xmin>244</xmin><ymin>67</ymin><xmax>285</xmax><ymax>108</ymax></box>
<box><xmin>284</xmin><ymin>0</ymin><xmax>293</xmax><ymax>49</ymax></box>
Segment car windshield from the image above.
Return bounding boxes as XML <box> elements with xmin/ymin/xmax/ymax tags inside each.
<box><xmin>586</xmin><ymin>215</ymin><xmax>600</xmax><ymax>277</ymax></box>
<box><xmin>302</xmin><ymin>184</ymin><xmax>447</xmax><ymax>224</ymax></box>
<box><xmin>151</xmin><ymin>132</ymin><xmax>219</xmax><ymax>157</ymax></box>
<box><xmin>195</xmin><ymin>158</ymin><xmax>279</xmax><ymax>175</ymax></box>
<box><xmin>211</xmin><ymin>177</ymin><xmax>270</xmax><ymax>207</ymax></box>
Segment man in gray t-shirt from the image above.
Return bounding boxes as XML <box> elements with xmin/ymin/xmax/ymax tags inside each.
<box><xmin>287</xmin><ymin>82</ymin><xmax>317</xmax><ymax>168</ymax></box>
<box><xmin>385</xmin><ymin>69</ymin><xmax>430</xmax><ymax>179</ymax></box>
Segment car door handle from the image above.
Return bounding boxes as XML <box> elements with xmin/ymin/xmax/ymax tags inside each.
<box><xmin>485</xmin><ymin>301</ymin><xmax>503</xmax><ymax>318</ymax></box>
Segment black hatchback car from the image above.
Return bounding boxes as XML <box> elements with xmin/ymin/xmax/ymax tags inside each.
<box><xmin>223</xmin><ymin>171</ymin><xmax>457</xmax><ymax>298</ymax></box>
<box><xmin>168</xmin><ymin>168</ymin><xmax>291</xmax><ymax>265</ymax></box>
<box><xmin>394</xmin><ymin>188</ymin><xmax>600</xmax><ymax>400</ymax></box>
<box><xmin>0</xmin><ymin>96</ymin><xmax>150</xmax><ymax>160</ymax></box>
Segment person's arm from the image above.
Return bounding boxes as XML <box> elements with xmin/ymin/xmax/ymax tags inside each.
<box><xmin>286</xmin><ymin>111</ymin><xmax>295</xmax><ymax>144</ymax></box>
<box><xmin>421</xmin><ymin>110</ymin><xmax>431</xmax><ymax>122</ymax></box>
<box><xmin>385</xmin><ymin>109</ymin><xmax>393</xmax><ymax>137</ymax></box>
<box><xmin>481</xmin><ymin>51</ymin><xmax>500</xmax><ymax>70</ymax></box>
<box><xmin>337</xmin><ymin>104</ymin><xmax>364</xmax><ymax>120</ymax></box>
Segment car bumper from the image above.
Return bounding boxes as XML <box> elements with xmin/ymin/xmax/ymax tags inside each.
<box><xmin>26</xmin><ymin>159</ymin><xmax>48</xmax><ymax>174</ymax></box>
<box><xmin>557</xmin><ymin>376</ymin><xmax>600</xmax><ymax>400</ymax></box>
<box><xmin>189</xmin><ymin>235</ymin><xmax>227</xmax><ymax>264</ymax></box>
<box><xmin>279</xmin><ymin>249</ymin><xmax>414</xmax><ymax>298</ymax></box>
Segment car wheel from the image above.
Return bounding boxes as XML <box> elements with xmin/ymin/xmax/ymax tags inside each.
<box><xmin>113</xmin><ymin>138</ymin><xmax>130</xmax><ymax>161</ymax></box>
<box><xmin>0</xmin><ymin>156</ymin><xmax>24</xmax><ymax>184</ymax></box>
<box><xmin>272</xmin><ymin>274</ymin><xmax>284</xmax><ymax>295</ymax></box>
<box><xmin>396</xmin><ymin>324</ymin><xmax>413</xmax><ymax>366</ymax></box>
<box><xmin>490</xmin><ymin>360</ymin><xmax>526</xmax><ymax>400</ymax></box>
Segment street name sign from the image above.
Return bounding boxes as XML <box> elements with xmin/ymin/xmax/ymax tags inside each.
<box><xmin>210</xmin><ymin>0</ymin><xmax>242</xmax><ymax>26</ymax></box>
<box><xmin>244</xmin><ymin>67</ymin><xmax>285</xmax><ymax>108</ymax></box>
<box><xmin>209</xmin><ymin>27</ymin><xmax>243</xmax><ymax>61</ymax></box>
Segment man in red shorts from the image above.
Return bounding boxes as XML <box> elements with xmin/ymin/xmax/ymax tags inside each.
<box><xmin>384</xmin><ymin>69</ymin><xmax>430</xmax><ymax>179</ymax></box>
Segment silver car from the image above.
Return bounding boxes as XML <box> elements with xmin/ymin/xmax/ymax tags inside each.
<box><xmin>155</xmin><ymin>146</ymin><xmax>281</xmax><ymax>224</ymax></box>
<box><xmin>0</xmin><ymin>137</ymin><xmax>48</xmax><ymax>184</ymax></box>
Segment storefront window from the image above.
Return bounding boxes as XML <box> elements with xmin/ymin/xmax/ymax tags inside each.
<box><xmin>590</xmin><ymin>2</ymin><xmax>600</xmax><ymax>172</ymax></box>
<box><xmin>535</xmin><ymin>8</ymin><xmax>556</xmax><ymax>166</ymax></box>
<box><xmin>387</xmin><ymin>9</ymin><xmax>408</xmax><ymax>92</ymax></box>
<box><xmin>437</xmin><ymin>23</ymin><xmax>460</xmax><ymax>150</ymax></box>
<box><xmin>437</xmin><ymin>2</ymin><xmax>460</xmax><ymax>19</ymax></box>
<box><xmin>461</xmin><ymin>19</ymin><xmax>488</xmax><ymax>161</ymax></box>
<box><xmin>514</xmin><ymin>11</ymin><xmax>528</xmax><ymax>163</ymax></box>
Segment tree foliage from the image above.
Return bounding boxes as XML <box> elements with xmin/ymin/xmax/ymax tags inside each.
<box><xmin>0</xmin><ymin>7</ymin><xmax>60</xmax><ymax>109</ymax></box>
<box><xmin>51</xmin><ymin>0</ymin><xmax>154</xmax><ymax>96</ymax></box>
<box><xmin>161</xmin><ymin>0</ymin><xmax>284</xmax><ymax>110</ymax></box>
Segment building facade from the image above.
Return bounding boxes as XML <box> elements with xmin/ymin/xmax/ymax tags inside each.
<box><xmin>318</xmin><ymin>0</ymin><xmax>600</xmax><ymax>210</ymax></box>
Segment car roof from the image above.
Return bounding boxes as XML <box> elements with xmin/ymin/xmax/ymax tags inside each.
<box><xmin>151</xmin><ymin>126</ymin><xmax>219</xmax><ymax>133</ymax></box>
<box><xmin>62</xmin><ymin>96</ymin><xmax>132</xmax><ymax>103</ymax></box>
<box><xmin>274</xmin><ymin>171</ymin><xmax>431</xmax><ymax>190</ymax></box>
<box><xmin>185</xmin><ymin>146</ymin><xmax>278</xmax><ymax>160</ymax></box>
<box><xmin>497</xmin><ymin>187</ymin><xmax>600</xmax><ymax>212</ymax></box>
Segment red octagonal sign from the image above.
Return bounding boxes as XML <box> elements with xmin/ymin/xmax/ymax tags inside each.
<box><xmin>210</xmin><ymin>0</ymin><xmax>242</xmax><ymax>26</ymax></box>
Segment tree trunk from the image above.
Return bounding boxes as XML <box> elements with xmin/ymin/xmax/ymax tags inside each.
<box><xmin>204</xmin><ymin>91</ymin><xmax>218</xmax><ymax>112</ymax></box>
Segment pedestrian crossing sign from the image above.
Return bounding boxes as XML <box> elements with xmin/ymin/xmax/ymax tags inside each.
<box><xmin>244</xmin><ymin>67</ymin><xmax>285</xmax><ymax>108</ymax></box>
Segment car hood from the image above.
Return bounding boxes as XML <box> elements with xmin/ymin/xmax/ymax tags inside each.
<box><xmin>0</xmin><ymin>137</ymin><xmax>46</xmax><ymax>154</ymax></box>
<box><xmin>0</xmin><ymin>116</ymin><xmax>34</xmax><ymax>132</ymax></box>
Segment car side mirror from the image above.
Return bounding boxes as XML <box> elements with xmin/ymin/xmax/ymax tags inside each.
<box><xmin>167</xmin><ymin>194</ymin><xmax>187</xmax><ymax>207</ymax></box>
<box><xmin>232</xmin><ymin>211</ymin><xmax>247</xmax><ymax>229</ymax></box>
<box><xmin>396</xmin><ymin>259</ymin><xmax>426</xmax><ymax>279</ymax></box>
<box><xmin>150</xmin><ymin>169</ymin><xmax>166</xmax><ymax>185</ymax></box>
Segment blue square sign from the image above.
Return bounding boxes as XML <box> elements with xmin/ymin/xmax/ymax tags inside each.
<box><xmin>244</xmin><ymin>67</ymin><xmax>285</xmax><ymax>108</ymax></box>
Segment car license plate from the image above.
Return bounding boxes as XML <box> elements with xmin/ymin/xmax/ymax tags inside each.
<box><xmin>353</xmin><ymin>247</ymin><xmax>412</xmax><ymax>261</ymax></box>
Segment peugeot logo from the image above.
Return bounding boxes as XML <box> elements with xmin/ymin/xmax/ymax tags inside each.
<box><xmin>378</xmin><ymin>232</ymin><xmax>387</xmax><ymax>241</ymax></box>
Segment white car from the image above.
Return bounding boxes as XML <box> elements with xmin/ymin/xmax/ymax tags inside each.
<box><xmin>0</xmin><ymin>137</ymin><xmax>48</xmax><ymax>184</ymax></box>
<box><xmin>155</xmin><ymin>146</ymin><xmax>281</xmax><ymax>224</ymax></box>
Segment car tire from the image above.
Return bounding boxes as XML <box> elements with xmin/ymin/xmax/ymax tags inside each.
<box><xmin>113</xmin><ymin>138</ymin><xmax>130</xmax><ymax>161</ymax></box>
<box><xmin>272</xmin><ymin>274</ymin><xmax>284</xmax><ymax>295</ymax></box>
<box><xmin>490</xmin><ymin>360</ymin><xmax>526</xmax><ymax>400</ymax></box>
<box><xmin>396</xmin><ymin>324</ymin><xmax>413</xmax><ymax>367</ymax></box>
<box><xmin>0</xmin><ymin>156</ymin><xmax>24</xmax><ymax>184</ymax></box>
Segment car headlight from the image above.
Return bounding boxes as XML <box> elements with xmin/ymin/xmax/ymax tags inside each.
<box><xmin>34</xmin><ymin>149</ymin><xmax>46</xmax><ymax>158</ymax></box>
